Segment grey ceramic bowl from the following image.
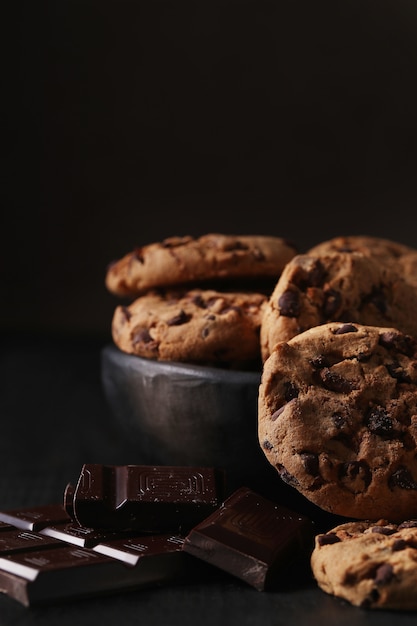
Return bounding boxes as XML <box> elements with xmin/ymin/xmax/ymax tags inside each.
<box><xmin>100</xmin><ymin>344</ymin><xmax>281</xmax><ymax>495</ymax></box>
<box><xmin>100</xmin><ymin>345</ymin><xmax>346</xmax><ymax>528</ymax></box>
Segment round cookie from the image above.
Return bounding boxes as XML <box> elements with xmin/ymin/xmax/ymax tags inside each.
<box><xmin>258</xmin><ymin>322</ymin><xmax>417</xmax><ymax>521</ymax></box>
<box><xmin>105</xmin><ymin>234</ymin><xmax>298</xmax><ymax>297</ymax></box>
<box><xmin>311</xmin><ymin>518</ymin><xmax>417</xmax><ymax>610</ymax></box>
<box><xmin>260</xmin><ymin>251</ymin><xmax>417</xmax><ymax>361</ymax></box>
<box><xmin>112</xmin><ymin>288</ymin><xmax>267</xmax><ymax>368</ymax></box>
<box><xmin>308</xmin><ymin>235</ymin><xmax>417</xmax><ymax>288</ymax></box>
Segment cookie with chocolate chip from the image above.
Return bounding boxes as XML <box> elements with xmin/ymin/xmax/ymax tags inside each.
<box><xmin>105</xmin><ymin>234</ymin><xmax>298</xmax><ymax>297</ymax></box>
<box><xmin>308</xmin><ymin>235</ymin><xmax>417</xmax><ymax>289</ymax></box>
<box><xmin>112</xmin><ymin>288</ymin><xmax>267</xmax><ymax>369</ymax></box>
<box><xmin>260</xmin><ymin>251</ymin><xmax>417</xmax><ymax>361</ymax></box>
<box><xmin>311</xmin><ymin>518</ymin><xmax>417</xmax><ymax>609</ymax></box>
<box><xmin>258</xmin><ymin>322</ymin><xmax>417</xmax><ymax>520</ymax></box>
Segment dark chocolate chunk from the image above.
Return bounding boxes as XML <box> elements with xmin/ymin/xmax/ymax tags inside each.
<box><xmin>392</xmin><ymin>539</ymin><xmax>407</xmax><ymax>551</ymax></box>
<box><xmin>132</xmin><ymin>328</ymin><xmax>155</xmax><ymax>345</ymax></box>
<box><xmin>0</xmin><ymin>537</ymin><xmax>198</xmax><ymax>607</ymax></box>
<box><xmin>333</xmin><ymin>323</ymin><xmax>358</xmax><ymax>335</ymax></box>
<box><xmin>331</xmin><ymin>413</ymin><xmax>348</xmax><ymax>429</ymax></box>
<box><xmin>317</xmin><ymin>532</ymin><xmax>341</xmax><ymax>546</ymax></box>
<box><xmin>389</xmin><ymin>467</ymin><xmax>417</xmax><ymax>490</ymax></box>
<box><xmin>191</xmin><ymin>294</ymin><xmax>207</xmax><ymax>309</ymax></box>
<box><xmin>0</xmin><ymin>505</ymin><xmax>70</xmax><ymax>531</ymax></box>
<box><xmin>370</xmin><ymin>526</ymin><xmax>396</xmax><ymax>535</ymax></box>
<box><xmin>284</xmin><ymin>381</ymin><xmax>299</xmax><ymax>401</ymax></box>
<box><xmin>300</xmin><ymin>453</ymin><xmax>320</xmax><ymax>477</ymax></box>
<box><xmin>379</xmin><ymin>332</ymin><xmax>416</xmax><ymax>357</ymax></box>
<box><xmin>319</xmin><ymin>368</ymin><xmax>355</xmax><ymax>393</ymax></box>
<box><xmin>182</xmin><ymin>487</ymin><xmax>314</xmax><ymax>591</ymax></box>
<box><xmin>69</xmin><ymin>464</ymin><xmax>225</xmax><ymax>532</ymax></box>
<box><xmin>271</xmin><ymin>406</ymin><xmax>286</xmax><ymax>421</ymax></box>
<box><xmin>276</xmin><ymin>464</ymin><xmax>300</xmax><ymax>487</ymax></box>
<box><xmin>365</xmin><ymin>406</ymin><xmax>393</xmax><ymax>437</ymax></box>
<box><xmin>166</xmin><ymin>310</ymin><xmax>192</xmax><ymax>326</ymax></box>
<box><xmin>385</xmin><ymin>361</ymin><xmax>412</xmax><ymax>383</ymax></box>
<box><xmin>398</xmin><ymin>520</ymin><xmax>417</xmax><ymax>529</ymax></box>
<box><xmin>310</xmin><ymin>355</ymin><xmax>330</xmax><ymax>369</ymax></box>
<box><xmin>322</xmin><ymin>289</ymin><xmax>341</xmax><ymax>318</ymax></box>
<box><xmin>374</xmin><ymin>563</ymin><xmax>394</xmax><ymax>585</ymax></box>
<box><xmin>278</xmin><ymin>290</ymin><xmax>300</xmax><ymax>317</ymax></box>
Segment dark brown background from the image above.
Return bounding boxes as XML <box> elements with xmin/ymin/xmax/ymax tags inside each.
<box><xmin>6</xmin><ymin>0</ymin><xmax>417</xmax><ymax>338</ymax></box>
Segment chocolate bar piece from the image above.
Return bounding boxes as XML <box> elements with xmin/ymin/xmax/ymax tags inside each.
<box><xmin>0</xmin><ymin>529</ymin><xmax>62</xmax><ymax>554</ymax></box>
<box><xmin>0</xmin><ymin>504</ymin><xmax>70</xmax><ymax>531</ymax></box>
<box><xmin>182</xmin><ymin>487</ymin><xmax>314</xmax><ymax>591</ymax></box>
<box><xmin>0</xmin><ymin>528</ymin><xmax>203</xmax><ymax>606</ymax></box>
<box><xmin>40</xmin><ymin>523</ymin><xmax>127</xmax><ymax>548</ymax></box>
<box><xmin>69</xmin><ymin>464</ymin><xmax>226</xmax><ymax>532</ymax></box>
<box><xmin>93</xmin><ymin>533</ymin><xmax>186</xmax><ymax>565</ymax></box>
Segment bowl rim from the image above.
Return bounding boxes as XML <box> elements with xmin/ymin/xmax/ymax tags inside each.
<box><xmin>102</xmin><ymin>343</ymin><xmax>262</xmax><ymax>384</ymax></box>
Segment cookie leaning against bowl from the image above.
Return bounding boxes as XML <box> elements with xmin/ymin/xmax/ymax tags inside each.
<box><xmin>105</xmin><ymin>234</ymin><xmax>298</xmax><ymax>297</ymax></box>
<box><xmin>311</xmin><ymin>518</ymin><xmax>417</xmax><ymax>610</ymax></box>
<box><xmin>260</xmin><ymin>251</ymin><xmax>417</xmax><ymax>361</ymax></box>
<box><xmin>258</xmin><ymin>322</ymin><xmax>417</xmax><ymax>521</ymax></box>
<box><xmin>112</xmin><ymin>288</ymin><xmax>267</xmax><ymax>369</ymax></box>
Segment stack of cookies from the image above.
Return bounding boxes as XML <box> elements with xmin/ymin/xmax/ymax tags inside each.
<box><xmin>105</xmin><ymin>234</ymin><xmax>298</xmax><ymax>369</ymax></box>
<box><xmin>106</xmin><ymin>233</ymin><xmax>417</xmax><ymax>610</ymax></box>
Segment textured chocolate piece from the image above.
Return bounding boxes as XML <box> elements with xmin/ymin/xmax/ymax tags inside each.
<box><xmin>0</xmin><ymin>504</ymin><xmax>71</xmax><ymax>531</ymax></box>
<box><xmin>0</xmin><ymin>543</ymin><xmax>187</xmax><ymax>606</ymax></box>
<box><xmin>0</xmin><ymin>513</ymin><xmax>207</xmax><ymax>606</ymax></box>
<box><xmin>0</xmin><ymin>529</ymin><xmax>62</xmax><ymax>554</ymax></box>
<box><xmin>69</xmin><ymin>464</ymin><xmax>226</xmax><ymax>532</ymax></box>
<box><xmin>40</xmin><ymin>523</ymin><xmax>126</xmax><ymax>548</ymax></box>
<box><xmin>182</xmin><ymin>487</ymin><xmax>314</xmax><ymax>590</ymax></box>
<box><xmin>93</xmin><ymin>533</ymin><xmax>186</xmax><ymax>565</ymax></box>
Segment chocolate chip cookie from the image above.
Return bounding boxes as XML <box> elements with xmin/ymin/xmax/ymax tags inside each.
<box><xmin>260</xmin><ymin>251</ymin><xmax>417</xmax><ymax>361</ymax></box>
<box><xmin>105</xmin><ymin>234</ymin><xmax>298</xmax><ymax>297</ymax></box>
<box><xmin>308</xmin><ymin>235</ymin><xmax>417</xmax><ymax>288</ymax></box>
<box><xmin>112</xmin><ymin>288</ymin><xmax>267</xmax><ymax>368</ymax></box>
<box><xmin>258</xmin><ymin>322</ymin><xmax>417</xmax><ymax>520</ymax></box>
<box><xmin>311</xmin><ymin>518</ymin><xmax>417</xmax><ymax>610</ymax></box>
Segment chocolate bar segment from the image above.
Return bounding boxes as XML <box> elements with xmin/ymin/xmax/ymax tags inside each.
<box><xmin>0</xmin><ymin>529</ymin><xmax>62</xmax><ymax>554</ymax></box>
<box><xmin>93</xmin><ymin>533</ymin><xmax>186</xmax><ymax>565</ymax></box>
<box><xmin>182</xmin><ymin>487</ymin><xmax>314</xmax><ymax>591</ymax></box>
<box><xmin>0</xmin><ymin>504</ymin><xmax>71</xmax><ymax>531</ymax></box>
<box><xmin>0</xmin><ymin>531</ymin><xmax>206</xmax><ymax>606</ymax></box>
<box><xmin>40</xmin><ymin>522</ymin><xmax>127</xmax><ymax>548</ymax></box>
<box><xmin>70</xmin><ymin>464</ymin><xmax>226</xmax><ymax>532</ymax></box>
